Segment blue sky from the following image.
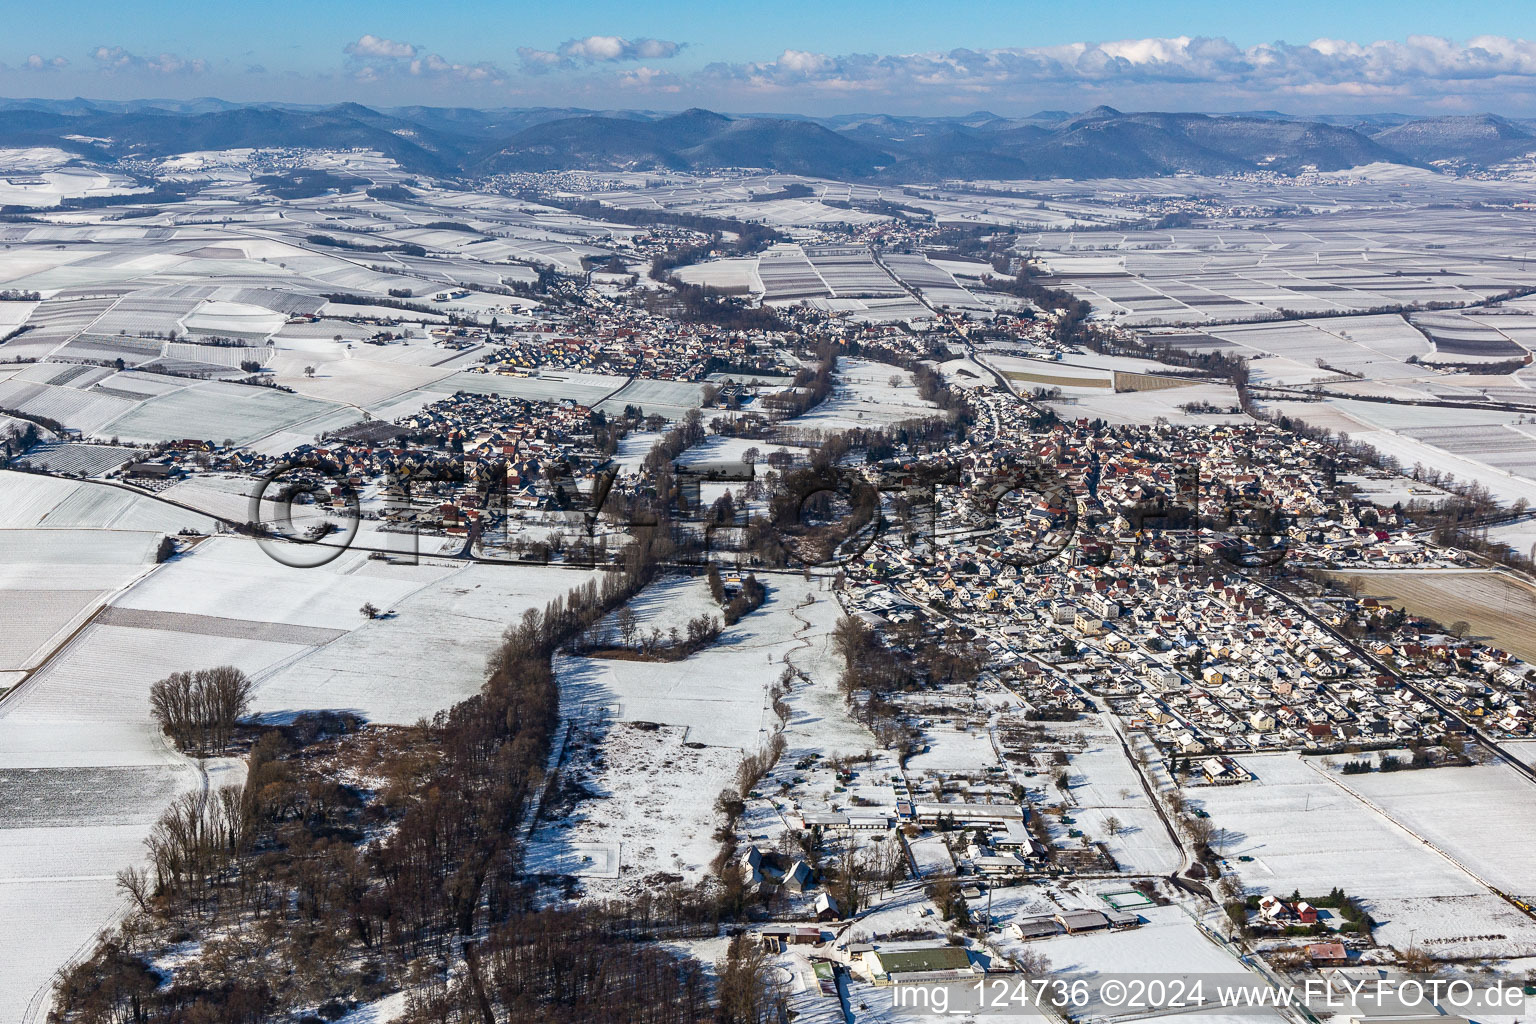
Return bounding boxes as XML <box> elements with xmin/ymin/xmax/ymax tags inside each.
<box><xmin>6</xmin><ymin>0</ymin><xmax>1536</xmax><ymax>113</ymax></box>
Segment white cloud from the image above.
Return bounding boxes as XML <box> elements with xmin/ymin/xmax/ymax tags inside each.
<box><xmin>560</xmin><ymin>35</ymin><xmax>681</xmax><ymax>62</ymax></box>
<box><xmin>343</xmin><ymin>35</ymin><xmax>505</xmax><ymax>84</ymax></box>
<box><xmin>516</xmin><ymin>46</ymin><xmax>565</xmax><ymax>72</ymax></box>
<box><xmin>521</xmin><ymin>34</ymin><xmax>683</xmax><ymax>72</ymax></box>
<box><xmin>89</xmin><ymin>46</ymin><xmax>207</xmax><ymax>75</ymax></box>
<box><xmin>617</xmin><ymin>66</ymin><xmax>681</xmax><ymax>91</ymax></box>
<box><xmin>694</xmin><ymin>35</ymin><xmax>1536</xmax><ymax>106</ymax></box>
<box><xmin>345</xmin><ymin>34</ymin><xmax>418</xmax><ymax>60</ymax></box>
<box><xmin>22</xmin><ymin>54</ymin><xmax>68</xmax><ymax>72</ymax></box>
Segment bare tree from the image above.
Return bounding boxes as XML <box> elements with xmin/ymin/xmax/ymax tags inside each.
<box><xmin>149</xmin><ymin>666</ymin><xmax>253</xmax><ymax>753</ymax></box>
<box><xmin>115</xmin><ymin>866</ymin><xmax>153</xmax><ymax>914</ymax></box>
<box><xmin>617</xmin><ymin>606</ymin><xmax>639</xmax><ymax>647</ymax></box>
<box><xmin>715</xmin><ymin>933</ymin><xmax>788</xmax><ymax>1024</ymax></box>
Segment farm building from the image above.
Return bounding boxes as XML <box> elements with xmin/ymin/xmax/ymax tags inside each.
<box><xmin>1055</xmin><ymin>909</ymin><xmax>1112</xmax><ymax>934</ymax></box>
<box><xmin>862</xmin><ymin>945</ymin><xmax>978</xmax><ymax>983</ymax></box>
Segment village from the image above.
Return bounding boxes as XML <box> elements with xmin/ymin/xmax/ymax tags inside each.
<box><xmin>4</xmin><ymin>154</ymin><xmax>1536</xmax><ymax>1024</ymax></box>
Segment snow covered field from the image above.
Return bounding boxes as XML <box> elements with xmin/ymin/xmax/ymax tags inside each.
<box><xmin>557</xmin><ymin>576</ymin><xmax>832</xmax><ymax>749</ymax></box>
<box><xmin>1057</xmin><ymin>718</ymin><xmax>1183</xmax><ymax>876</ymax></box>
<box><xmin>1191</xmin><ymin>753</ymin><xmax>1536</xmax><ymax>955</ymax></box>
<box><xmin>0</xmin><ymin>536</ymin><xmax>494</xmax><ymax>1017</ymax></box>
<box><xmin>0</xmin><ymin>526</ymin><xmax>163</xmax><ymax>674</ymax></box>
<box><xmin>530</xmin><ymin>575</ymin><xmax>846</xmax><ymax>897</ymax></box>
<box><xmin>525</xmin><ymin>720</ymin><xmax>738</xmax><ymax>894</ymax></box>
<box><xmin>794</xmin><ymin>358</ymin><xmax>941</xmax><ymax>432</ymax></box>
<box><xmin>255</xmin><ymin>562</ymin><xmax>598</xmax><ymax>724</ymax></box>
<box><xmin>1025</xmin><ymin>903</ymin><xmax>1245</xmax><ymax>978</ymax></box>
<box><xmin>1260</xmin><ymin>397</ymin><xmax>1536</xmax><ymax>508</ymax></box>
<box><xmin>1338</xmin><ymin>763</ymin><xmax>1536</xmax><ymax>901</ymax></box>
<box><xmin>904</xmin><ymin>718</ymin><xmax>1001</xmax><ymax>772</ymax></box>
<box><xmin>591</xmin><ymin>575</ymin><xmax>720</xmax><ymax>642</ymax></box>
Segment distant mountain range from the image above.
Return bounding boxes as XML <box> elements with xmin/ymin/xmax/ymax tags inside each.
<box><xmin>3</xmin><ymin>97</ymin><xmax>1536</xmax><ymax>181</ymax></box>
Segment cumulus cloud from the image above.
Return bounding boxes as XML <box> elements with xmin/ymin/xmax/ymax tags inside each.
<box><xmin>343</xmin><ymin>35</ymin><xmax>506</xmax><ymax>84</ymax></box>
<box><xmin>344</xmin><ymin>34</ymin><xmax>418</xmax><ymax>60</ymax></box>
<box><xmin>89</xmin><ymin>46</ymin><xmax>207</xmax><ymax>75</ymax></box>
<box><xmin>520</xmin><ymin>35</ymin><xmax>682</xmax><ymax>72</ymax></box>
<box><xmin>617</xmin><ymin>66</ymin><xmax>681</xmax><ymax>91</ymax></box>
<box><xmin>694</xmin><ymin>35</ymin><xmax>1536</xmax><ymax>105</ymax></box>
<box><xmin>22</xmin><ymin>54</ymin><xmax>69</xmax><ymax>71</ymax></box>
<box><xmin>563</xmin><ymin>35</ymin><xmax>681</xmax><ymax>61</ymax></box>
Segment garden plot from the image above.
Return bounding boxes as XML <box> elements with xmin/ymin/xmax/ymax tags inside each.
<box><xmin>16</xmin><ymin>441</ymin><xmax>138</xmax><ymax>477</ymax></box>
<box><xmin>792</xmin><ymin>358</ymin><xmax>941</xmax><ymax>432</ymax></box>
<box><xmin>757</xmin><ymin>244</ymin><xmax>830</xmax><ymax>301</ymax></box>
<box><xmin>1336</xmin><ymin>763</ymin><xmax>1536</xmax><ymax>901</ymax></box>
<box><xmin>254</xmin><ymin>563</ymin><xmax>597</xmax><ymax>724</ymax></box>
<box><xmin>525</xmin><ymin>721</ymin><xmax>738</xmax><ymax>896</ymax></box>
